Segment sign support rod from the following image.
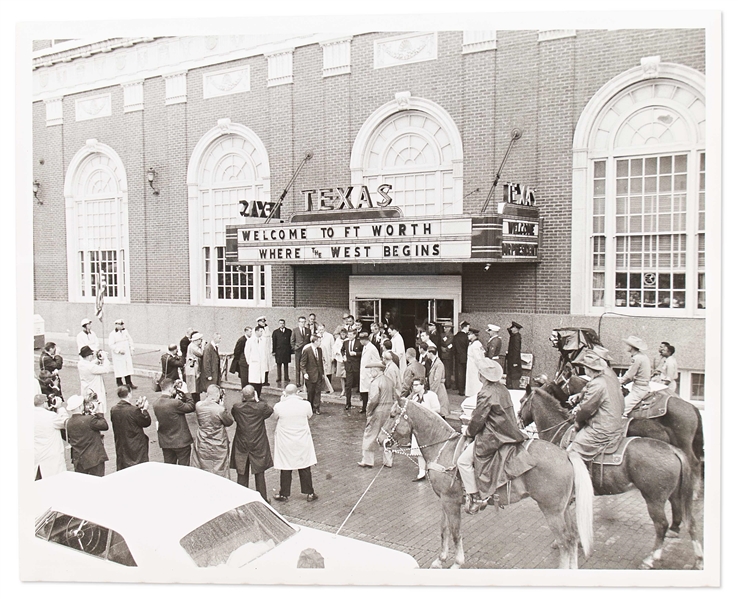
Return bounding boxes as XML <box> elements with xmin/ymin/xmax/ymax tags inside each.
<box><xmin>480</xmin><ymin>128</ymin><xmax>522</xmax><ymax>214</ymax></box>
<box><xmin>264</xmin><ymin>151</ymin><xmax>313</xmax><ymax>224</ymax></box>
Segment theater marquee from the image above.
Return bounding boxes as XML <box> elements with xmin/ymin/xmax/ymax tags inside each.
<box><xmin>225</xmin><ymin>186</ymin><xmax>541</xmax><ymax>264</ymax></box>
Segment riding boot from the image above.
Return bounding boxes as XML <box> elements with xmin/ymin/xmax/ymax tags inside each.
<box><xmin>464</xmin><ymin>492</ymin><xmax>488</xmax><ymax>515</ymax></box>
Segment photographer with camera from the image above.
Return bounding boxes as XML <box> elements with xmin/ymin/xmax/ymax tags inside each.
<box><xmin>153</xmin><ymin>378</ymin><xmax>196</xmax><ymax>466</ymax></box>
<box><xmin>39</xmin><ymin>342</ymin><xmax>64</xmax><ymax>396</ymax></box>
<box><xmin>110</xmin><ymin>386</ymin><xmax>152</xmax><ymax>471</ymax></box>
<box><xmin>64</xmin><ymin>394</ymin><xmax>109</xmax><ymax>477</ymax></box>
<box><xmin>34</xmin><ymin>393</ymin><xmax>68</xmax><ymax>479</ymax></box>
<box><xmin>192</xmin><ymin>385</ymin><xmax>234</xmax><ymax>478</ymax></box>
<box><xmin>77</xmin><ymin>345</ymin><xmax>113</xmax><ymax>414</ymax></box>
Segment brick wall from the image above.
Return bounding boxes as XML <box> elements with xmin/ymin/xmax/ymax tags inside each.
<box><xmin>32</xmin><ymin>29</ymin><xmax>706</xmax><ymax>316</ymax></box>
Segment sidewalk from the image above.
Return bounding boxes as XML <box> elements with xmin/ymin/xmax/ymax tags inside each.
<box><xmin>36</xmin><ymin>332</ymin><xmax>468</xmax><ymax>420</ymax></box>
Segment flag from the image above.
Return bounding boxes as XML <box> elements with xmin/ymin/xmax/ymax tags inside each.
<box><xmin>95</xmin><ymin>278</ymin><xmax>106</xmax><ymax>321</ymax></box>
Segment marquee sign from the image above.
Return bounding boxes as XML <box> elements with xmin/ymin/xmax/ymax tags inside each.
<box><xmin>225</xmin><ymin>203</ymin><xmax>541</xmax><ymax>265</ymax></box>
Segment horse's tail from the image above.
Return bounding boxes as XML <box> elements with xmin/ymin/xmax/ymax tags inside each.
<box><xmin>567</xmin><ymin>451</ymin><xmax>594</xmax><ymax>558</ymax></box>
<box><xmin>672</xmin><ymin>446</ymin><xmax>694</xmax><ymax>533</ymax></box>
<box><xmin>692</xmin><ymin>405</ymin><xmax>704</xmax><ymax>464</ymax></box>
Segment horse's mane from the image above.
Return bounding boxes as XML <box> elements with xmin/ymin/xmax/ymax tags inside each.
<box><xmin>533</xmin><ymin>387</ymin><xmax>572</xmax><ymax>419</ymax></box>
<box><xmin>405</xmin><ymin>400</ymin><xmax>457</xmax><ymax>435</ymax></box>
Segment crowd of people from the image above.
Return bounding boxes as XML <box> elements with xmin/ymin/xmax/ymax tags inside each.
<box><xmin>33</xmin><ymin>310</ymin><xmax>681</xmax><ymax>517</ymax></box>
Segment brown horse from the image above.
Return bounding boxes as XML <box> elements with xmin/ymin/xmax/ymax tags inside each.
<box><xmin>377</xmin><ymin>398</ymin><xmax>594</xmax><ymax>569</ymax></box>
<box><xmin>540</xmin><ymin>374</ymin><xmax>704</xmax><ymax>481</ymax></box>
<box><xmin>519</xmin><ymin>386</ymin><xmax>703</xmax><ymax>569</ymax></box>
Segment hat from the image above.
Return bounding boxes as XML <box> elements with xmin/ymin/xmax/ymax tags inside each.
<box><xmin>168</xmin><ymin>343</ymin><xmax>178</xmax><ymax>352</ymax></box>
<box><xmin>79</xmin><ymin>345</ymin><xmax>94</xmax><ymax>358</ymax></box>
<box><xmin>469</xmin><ymin>328</ymin><xmax>480</xmax><ymax>335</ymax></box>
<box><xmin>257</xmin><ymin>315</ymin><xmax>266</xmax><ymax>322</ymax></box>
<box><xmin>572</xmin><ymin>350</ymin><xmax>606</xmax><ymax>371</ymax></box>
<box><xmin>358</xmin><ymin>332</ymin><xmax>369</xmax><ymax>340</ymax></box>
<box><xmin>510</xmin><ymin>321</ymin><xmax>523</xmax><ymax>330</ymax></box>
<box><xmin>81</xmin><ymin>318</ymin><xmax>92</xmax><ymax>327</ymax></box>
<box><xmin>114</xmin><ymin>319</ymin><xmax>124</xmax><ymax>325</ymax></box>
<box><xmin>486</xmin><ymin>324</ymin><xmax>500</xmax><ymax>332</ymax></box>
<box><xmin>191</xmin><ymin>332</ymin><xmax>203</xmax><ymax>341</ymax></box>
<box><xmin>623</xmin><ymin>335</ymin><xmax>648</xmax><ymax>351</ymax></box>
<box><xmin>590</xmin><ymin>345</ymin><xmax>612</xmax><ymax>362</ymax></box>
<box><xmin>66</xmin><ymin>395</ymin><xmax>84</xmax><ymax>411</ymax></box>
<box><xmin>460</xmin><ymin>321</ymin><xmax>470</xmax><ymax>329</ymax></box>
<box><xmin>365</xmin><ymin>361</ymin><xmax>385</xmax><ymax>370</ymax></box>
<box><xmin>478</xmin><ymin>358</ymin><xmax>504</xmax><ymax>382</ymax></box>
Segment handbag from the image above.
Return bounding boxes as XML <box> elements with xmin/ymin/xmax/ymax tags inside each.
<box><xmin>153</xmin><ymin>354</ymin><xmax>170</xmax><ymax>392</ymax></box>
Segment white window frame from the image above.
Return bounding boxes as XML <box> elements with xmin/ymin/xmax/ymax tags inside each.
<box><xmin>571</xmin><ymin>62</ymin><xmax>706</xmax><ymax>318</ymax></box>
<box><xmin>187</xmin><ymin>119</ymin><xmax>272</xmax><ymax>307</ymax></box>
<box><xmin>64</xmin><ymin>140</ymin><xmax>130</xmax><ymax>304</ymax></box>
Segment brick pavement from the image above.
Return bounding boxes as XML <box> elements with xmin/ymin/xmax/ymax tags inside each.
<box><xmin>36</xmin><ymin>342</ymin><xmax>704</xmax><ymax>571</ymax></box>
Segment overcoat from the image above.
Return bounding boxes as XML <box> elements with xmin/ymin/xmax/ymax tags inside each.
<box><xmin>245</xmin><ymin>335</ymin><xmax>268</xmax><ymax>385</ymax></box>
<box><xmin>465</xmin><ymin>340</ymin><xmax>485</xmax><ymax>397</ymax></box>
<box><xmin>161</xmin><ymin>352</ymin><xmax>184</xmax><ymax>382</ymax></box>
<box><xmin>230</xmin><ymin>399</ymin><xmax>274</xmax><ymax>475</ymax></box>
<box><xmin>383</xmin><ymin>360</ymin><xmax>402</xmax><ymax>399</ymax></box>
<box><xmin>110</xmin><ymin>400</ymin><xmax>151</xmax><ymax>470</ymax></box>
<box><xmin>319</xmin><ymin>331</ymin><xmax>335</xmax><ymax>375</ymax></box>
<box><xmin>273</xmin><ymin>394</ymin><xmax>317</xmax><ymax>470</ymax></box>
<box><xmin>191</xmin><ymin>398</ymin><xmax>234</xmax><ymax>477</ymax></box>
<box><xmin>362</xmin><ymin>373</ymin><xmax>395</xmax><ymax>452</ymax></box>
<box><xmin>272</xmin><ymin>327</ymin><xmax>293</xmax><ymax>365</ymax></box>
<box><xmin>401</xmin><ymin>360</ymin><xmax>426</xmax><ymax>397</ymax></box>
<box><xmin>66</xmin><ymin>413</ymin><xmax>109</xmax><ymax>471</ymax></box>
<box><xmin>184</xmin><ymin>342</ymin><xmax>203</xmax><ymax>393</ymax></box>
<box><xmin>34</xmin><ymin>407</ymin><xmax>67</xmax><ymax>478</ymax></box>
<box><xmin>261</xmin><ymin>325</ymin><xmax>276</xmax><ymax>371</ymax></box>
<box><xmin>78</xmin><ymin>356</ymin><xmax>112</xmax><ymax>413</ymax></box>
<box><xmin>389</xmin><ymin>332</ymin><xmax>407</xmax><ymax>374</ymax></box>
<box><xmin>468</xmin><ymin>381</ymin><xmax>533</xmax><ymax>495</ymax></box>
<box><xmin>229</xmin><ymin>335</ymin><xmax>249</xmax><ymax>383</ymax></box>
<box><xmin>571</xmin><ymin>372</ymin><xmax>626</xmax><ymax>459</ymax></box>
<box><xmin>200</xmin><ymin>342</ymin><xmax>221</xmax><ymax>393</ymax></box>
<box><xmin>505</xmin><ymin>332</ymin><xmax>522</xmax><ymax>381</ymax></box>
<box><xmin>486</xmin><ymin>336</ymin><xmax>502</xmax><ymax>360</ymax></box>
<box><xmin>108</xmin><ymin>329</ymin><xmax>135</xmax><ymax>378</ymax></box>
<box><xmin>153</xmin><ymin>392</ymin><xmax>195</xmax><ymax>449</ymax></box>
<box><xmin>359</xmin><ymin>342</ymin><xmax>381</xmax><ymax>393</ymax></box>
<box><xmin>427</xmin><ymin>357</ymin><xmax>450</xmax><ymax>417</ymax></box>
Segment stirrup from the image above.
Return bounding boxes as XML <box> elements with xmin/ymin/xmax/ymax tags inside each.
<box><xmin>464</xmin><ymin>493</ymin><xmax>488</xmax><ymax>515</ymax></box>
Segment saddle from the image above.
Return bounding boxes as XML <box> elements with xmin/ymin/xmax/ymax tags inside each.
<box><xmin>591</xmin><ymin>435</ymin><xmax>636</xmax><ymax>466</ymax></box>
<box><xmin>629</xmin><ymin>389</ymin><xmax>671</xmax><ymax>419</ymax></box>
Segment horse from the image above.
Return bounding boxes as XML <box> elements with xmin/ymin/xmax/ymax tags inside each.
<box><xmin>519</xmin><ymin>386</ymin><xmax>703</xmax><ymax>569</ymax></box>
<box><xmin>533</xmin><ymin>374</ymin><xmax>704</xmax><ymax>483</ymax></box>
<box><xmin>377</xmin><ymin>397</ymin><xmax>594</xmax><ymax>569</ymax></box>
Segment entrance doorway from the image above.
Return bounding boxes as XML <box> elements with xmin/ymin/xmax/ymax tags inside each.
<box><xmin>355</xmin><ymin>298</ymin><xmax>454</xmax><ymax>350</ymax></box>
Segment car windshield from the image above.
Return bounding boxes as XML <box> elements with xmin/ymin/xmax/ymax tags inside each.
<box><xmin>179</xmin><ymin>502</ymin><xmax>296</xmax><ymax>568</ymax></box>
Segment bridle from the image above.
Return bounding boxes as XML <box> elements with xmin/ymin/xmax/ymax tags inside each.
<box><xmin>380</xmin><ymin>397</ymin><xmax>459</xmax><ymax>458</ymax></box>
<box><xmin>518</xmin><ymin>387</ymin><xmax>574</xmax><ymax>443</ymax></box>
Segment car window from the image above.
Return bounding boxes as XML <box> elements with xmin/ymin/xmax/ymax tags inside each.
<box><xmin>35</xmin><ymin>511</ymin><xmax>136</xmax><ymax>566</ymax></box>
<box><xmin>180</xmin><ymin>502</ymin><xmax>296</xmax><ymax>567</ymax></box>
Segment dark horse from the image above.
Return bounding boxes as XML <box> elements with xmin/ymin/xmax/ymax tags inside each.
<box><xmin>519</xmin><ymin>386</ymin><xmax>703</xmax><ymax>569</ymax></box>
<box><xmin>540</xmin><ymin>373</ymin><xmax>704</xmax><ymax>481</ymax></box>
<box><xmin>377</xmin><ymin>398</ymin><xmax>594</xmax><ymax>569</ymax></box>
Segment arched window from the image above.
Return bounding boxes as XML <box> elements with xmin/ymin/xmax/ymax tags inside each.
<box><xmin>571</xmin><ymin>63</ymin><xmax>705</xmax><ymax>316</ymax></box>
<box><xmin>351</xmin><ymin>94</ymin><xmax>463</xmax><ymax>217</ymax></box>
<box><xmin>188</xmin><ymin>121</ymin><xmax>271</xmax><ymax>306</ymax></box>
<box><xmin>65</xmin><ymin>141</ymin><xmax>129</xmax><ymax>303</ymax></box>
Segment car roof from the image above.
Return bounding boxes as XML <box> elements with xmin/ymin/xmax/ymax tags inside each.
<box><xmin>35</xmin><ymin>463</ymin><xmax>287</xmax><ymax>543</ymax></box>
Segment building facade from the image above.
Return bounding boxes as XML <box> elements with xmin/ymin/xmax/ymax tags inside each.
<box><xmin>31</xmin><ymin>29</ymin><xmax>708</xmax><ymax>399</ymax></box>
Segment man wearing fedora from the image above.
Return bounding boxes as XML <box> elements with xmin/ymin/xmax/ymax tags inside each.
<box><xmin>357</xmin><ymin>360</ymin><xmax>394</xmax><ymax>468</ymax></box>
<box><xmin>568</xmin><ymin>350</ymin><xmax>625</xmax><ymax>460</ymax></box>
<box><xmin>108</xmin><ymin>319</ymin><xmax>137</xmax><ymax>389</ymax></box>
<box><xmin>76</xmin><ymin>318</ymin><xmax>100</xmax><ymax>352</ymax></box>
<box><xmin>458</xmin><ymin>358</ymin><xmax>534</xmax><ymax>514</ymax></box>
<box><xmin>505</xmin><ymin>321</ymin><xmax>523</xmax><ymax>390</ymax></box>
<box><xmin>619</xmin><ymin>335</ymin><xmax>652</xmax><ymax>415</ymax></box>
<box><xmin>485</xmin><ymin>324</ymin><xmax>502</xmax><ymax>361</ymax></box>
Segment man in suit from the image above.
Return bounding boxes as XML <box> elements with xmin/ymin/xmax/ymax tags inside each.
<box><xmin>300</xmin><ymin>335</ymin><xmax>325</xmax><ymax>415</ymax></box>
<box><xmin>230</xmin><ymin>385</ymin><xmax>274</xmax><ymax>502</ymax></box>
<box><xmin>342</xmin><ymin>328</ymin><xmax>361</xmax><ymax>411</ymax></box>
<box><xmin>200</xmin><ymin>332</ymin><xmax>221</xmax><ymax>395</ymax></box>
<box><xmin>153</xmin><ymin>378</ymin><xmax>196</xmax><ymax>466</ymax></box>
<box><xmin>307</xmin><ymin>313</ymin><xmax>319</xmax><ymax>336</ymax></box>
<box><xmin>229</xmin><ymin>327</ymin><xmax>251</xmax><ymax>389</ymax></box>
<box><xmin>65</xmin><ymin>394</ymin><xmax>109</xmax><ymax>476</ymax></box>
<box><xmin>291</xmin><ymin>316</ymin><xmax>310</xmax><ymax>387</ymax></box>
<box><xmin>180</xmin><ymin>328</ymin><xmax>195</xmax><ymax>358</ymax></box>
<box><xmin>505</xmin><ymin>321</ymin><xmax>523</xmax><ymax>390</ymax></box>
<box><xmin>428</xmin><ymin>322</ymin><xmax>442</xmax><ymax>350</ymax></box>
<box><xmin>272</xmin><ymin>319</ymin><xmax>292</xmax><ymax>384</ymax></box>
<box><xmin>401</xmin><ymin>348</ymin><xmax>426</xmax><ymax>397</ymax></box>
<box><xmin>453</xmin><ymin>321</ymin><xmax>471</xmax><ymax>394</ymax></box>
<box><xmin>439</xmin><ymin>324</ymin><xmax>454</xmax><ymax>388</ymax></box>
<box><xmin>110</xmin><ymin>385</ymin><xmax>151</xmax><ymax>471</ymax></box>
<box><xmin>426</xmin><ymin>346</ymin><xmax>450</xmax><ymax>418</ymax></box>
<box><xmin>485</xmin><ymin>324</ymin><xmax>502</xmax><ymax>361</ymax></box>
<box><xmin>369</xmin><ymin>322</ymin><xmax>384</xmax><ymax>351</ymax></box>
<box><xmin>161</xmin><ymin>343</ymin><xmax>185</xmax><ymax>382</ymax></box>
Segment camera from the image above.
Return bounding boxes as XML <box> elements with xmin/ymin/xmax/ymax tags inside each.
<box><xmin>45</xmin><ymin>394</ymin><xmax>62</xmax><ymax>411</ymax></box>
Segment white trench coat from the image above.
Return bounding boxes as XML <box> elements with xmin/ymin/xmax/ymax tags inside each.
<box><xmin>108</xmin><ymin>329</ymin><xmax>135</xmax><ymax>378</ymax></box>
<box><xmin>78</xmin><ymin>356</ymin><xmax>113</xmax><ymax>413</ymax></box>
<box><xmin>273</xmin><ymin>394</ymin><xmax>317</xmax><ymax>470</ymax></box>
<box><xmin>465</xmin><ymin>339</ymin><xmax>485</xmax><ymax>397</ymax></box>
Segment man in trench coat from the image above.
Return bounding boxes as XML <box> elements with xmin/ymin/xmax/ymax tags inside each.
<box><xmin>191</xmin><ymin>384</ymin><xmax>234</xmax><ymax>478</ymax></box>
<box><xmin>230</xmin><ymin>385</ymin><xmax>273</xmax><ymax>502</ymax></box>
<box><xmin>108</xmin><ymin>319</ymin><xmax>136</xmax><ymax>389</ymax></box>
<box><xmin>357</xmin><ymin>362</ymin><xmax>395</xmax><ymax>468</ymax></box>
<box><xmin>110</xmin><ymin>385</ymin><xmax>151</xmax><ymax>471</ymax></box>
<box><xmin>199</xmin><ymin>333</ymin><xmax>222</xmax><ymax>394</ymax></box>
<box><xmin>272</xmin><ymin>319</ymin><xmax>293</xmax><ymax>383</ymax></box>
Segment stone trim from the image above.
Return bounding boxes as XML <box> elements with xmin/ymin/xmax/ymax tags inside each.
<box><xmin>538</xmin><ymin>30</ymin><xmax>577</xmax><ymax>42</ymax></box>
<box><xmin>44</xmin><ymin>97</ymin><xmax>63</xmax><ymax>127</ymax></box>
<box><xmin>164</xmin><ymin>71</ymin><xmax>187</xmax><ymax>105</ymax></box>
<box><xmin>122</xmin><ymin>80</ymin><xmax>144</xmax><ymax>113</ymax></box>
<box><xmin>266</xmin><ymin>49</ymin><xmax>294</xmax><ymax>87</ymax></box>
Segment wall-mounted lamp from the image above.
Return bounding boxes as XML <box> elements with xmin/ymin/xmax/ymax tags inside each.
<box><xmin>147</xmin><ymin>167</ymin><xmax>160</xmax><ymax>196</ymax></box>
<box><xmin>484</xmin><ymin>263</ymin><xmax>491</xmax><ymax>271</ymax></box>
<box><xmin>33</xmin><ymin>180</ymin><xmax>42</xmax><ymax>204</ymax></box>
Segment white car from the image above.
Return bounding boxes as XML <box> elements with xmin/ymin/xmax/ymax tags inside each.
<box><xmin>31</xmin><ymin>462</ymin><xmax>418</xmax><ymax>579</ymax></box>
